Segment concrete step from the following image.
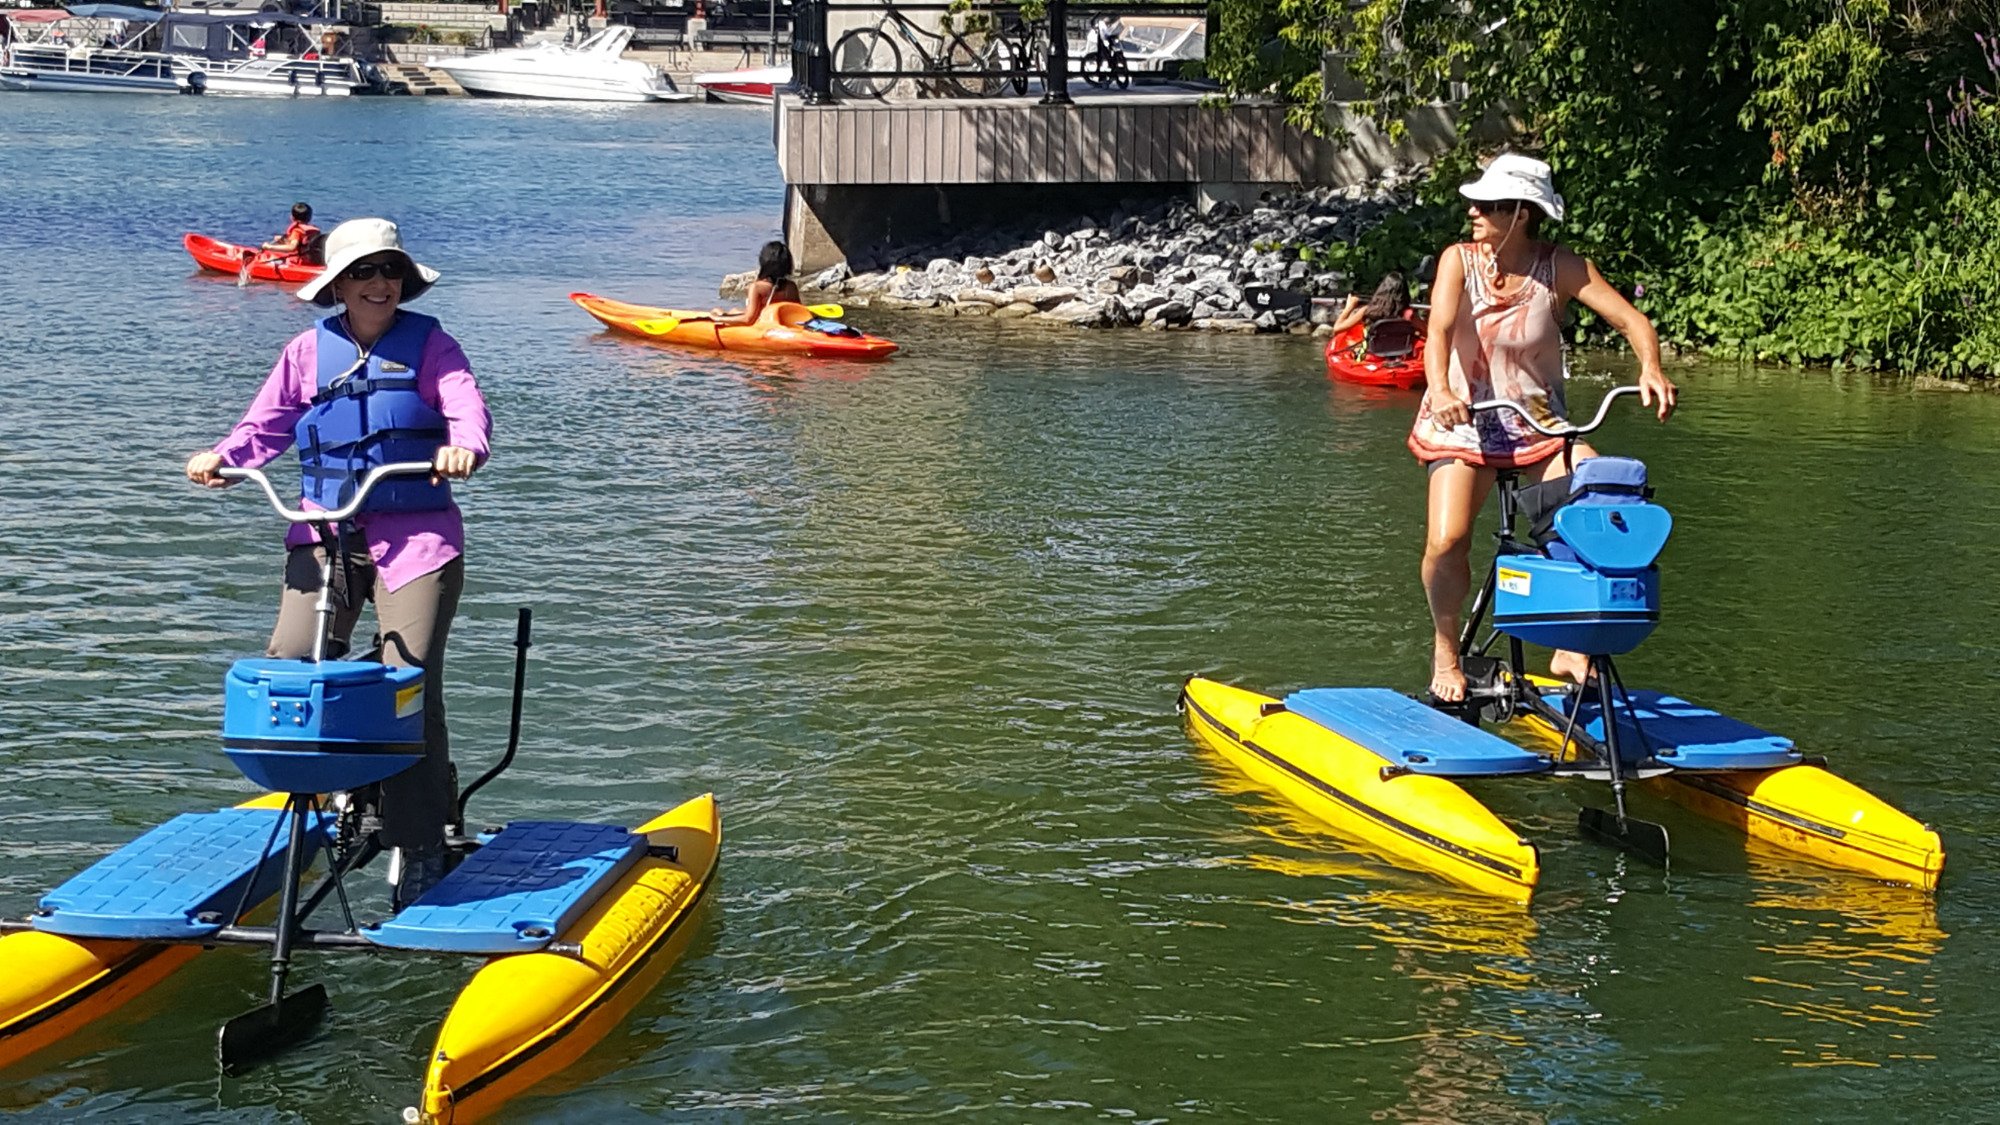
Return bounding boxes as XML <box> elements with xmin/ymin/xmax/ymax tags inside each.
<box><xmin>381</xmin><ymin>62</ymin><xmax>464</xmax><ymax>95</ymax></box>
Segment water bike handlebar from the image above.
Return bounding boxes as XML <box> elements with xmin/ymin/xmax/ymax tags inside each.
<box><xmin>1469</xmin><ymin>385</ymin><xmax>1645</xmax><ymax>438</ymax></box>
<box><xmin>215</xmin><ymin>461</ymin><xmax>437</xmax><ymax>524</ymax></box>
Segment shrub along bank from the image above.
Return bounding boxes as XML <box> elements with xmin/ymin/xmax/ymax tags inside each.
<box><xmin>1201</xmin><ymin>0</ymin><xmax>2000</xmax><ymax>378</ymax></box>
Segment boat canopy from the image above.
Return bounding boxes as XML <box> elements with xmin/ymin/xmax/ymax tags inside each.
<box><xmin>64</xmin><ymin>4</ymin><xmax>166</xmax><ymax>21</ymax></box>
<box><xmin>160</xmin><ymin>11</ymin><xmax>339</xmax><ymax>58</ymax></box>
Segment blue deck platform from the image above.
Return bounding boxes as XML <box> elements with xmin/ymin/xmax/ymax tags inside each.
<box><xmin>1282</xmin><ymin>688</ymin><xmax>1552</xmax><ymax>777</ymax></box>
<box><xmin>365</xmin><ymin>821</ymin><xmax>646</xmax><ymax>954</ymax></box>
<box><xmin>1538</xmin><ymin>688</ymin><xmax>1803</xmax><ymax>770</ymax></box>
<box><xmin>33</xmin><ymin>807</ymin><xmax>329</xmax><ymax>941</ymax></box>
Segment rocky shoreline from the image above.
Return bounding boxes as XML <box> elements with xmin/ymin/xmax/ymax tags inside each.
<box><xmin>728</xmin><ymin>170</ymin><xmax>1424</xmax><ymax>334</ymax></box>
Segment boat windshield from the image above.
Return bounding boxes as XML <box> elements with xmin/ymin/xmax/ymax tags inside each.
<box><xmin>574</xmin><ymin>24</ymin><xmax>634</xmax><ymax>55</ymax></box>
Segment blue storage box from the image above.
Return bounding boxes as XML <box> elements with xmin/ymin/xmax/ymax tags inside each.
<box><xmin>1492</xmin><ymin>555</ymin><xmax>1661</xmax><ymax>654</ymax></box>
<box><xmin>222</xmin><ymin>659</ymin><xmax>425</xmax><ymax>793</ymax></box>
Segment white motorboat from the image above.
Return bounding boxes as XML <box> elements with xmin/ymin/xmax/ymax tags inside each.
<box><xmin>0</xmin><ymin>5</ymin><xmax>200</xmax><ymax>94</ymax></box>
<box><xmin>691</xmin><ymin>64</ymin><xmax>788</xmax><ymax>104</ymax></box>
<box><xmin>433</xmin><ymin>25</ymin><xmax>692</xmax><ymax>102</ymax></box>
<box><xmin>160</xmin><ymin>12</ymin><xmax>375</xmax><ymax>97</ymax></box>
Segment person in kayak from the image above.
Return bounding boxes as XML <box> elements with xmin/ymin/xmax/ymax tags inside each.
<box><xmin>183</xmin><ymin>218</ymin><xmax>492</xmax><ymax>907</ymax></box>
<box><xmin>1411</xmin><ymin>153</ymin><xmax>1675</xmax><ymax>703</ymax></box>
<box><xmin>713</xmin><ymin>240</ymin><xmax>802</xmax><ymax>326</ymax></box>
<box><xmin>1330</xmin><ymin>272</ymin><xmax>1421</xmax><ymax>358</ymax></box>
<box><xmin>261</xmin><ymin>202</ymin><xmax>321</xmax><ymax>263</ymax></box>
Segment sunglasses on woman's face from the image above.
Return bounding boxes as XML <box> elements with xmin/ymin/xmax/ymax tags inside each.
<box><xmin>341</xmin><ymin>258</ymin><xmax>408</xmax><ymax>282</ymax></box>
<box><xmin>1468</xmin><ymin>198</ymin><xmax>1526</xmax><ymax>215</ymax></box>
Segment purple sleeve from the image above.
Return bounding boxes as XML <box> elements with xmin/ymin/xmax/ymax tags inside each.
<box><xmin>212</xmin><ymin>331</ymin><xmax>314</xmax><ymax>469</ymax></box>
<box><xmin>425</xmin><ymin>329</ymin><xmax>493</xmax><ymax>463</ymax></box>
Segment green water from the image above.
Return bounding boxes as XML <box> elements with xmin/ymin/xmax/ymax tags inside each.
<box><xmin>2</xmin><ymin>96</ymin><xmax>1997</xmax><ymax>1122</ymax></box>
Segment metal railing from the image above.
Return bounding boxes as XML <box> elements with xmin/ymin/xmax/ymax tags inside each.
<box><xmin>790</xmin><ymin>0</ymin><xmax>1205</xmax><ymax>105</ymax></box>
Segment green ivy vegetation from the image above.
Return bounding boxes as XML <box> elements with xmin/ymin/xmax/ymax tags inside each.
<box><xmin>1205</xmin><ymin>0</ymin><xmax>2000</xmax><ymax>377</ymax></box>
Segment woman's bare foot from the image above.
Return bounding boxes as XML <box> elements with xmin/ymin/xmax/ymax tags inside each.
<box><xmin>1549</xmin><ymin>649</ymin><xmax>1591</xmax><ymax>684</ymax></box>
<box><xmin>1430</xmin><ymin>641</ymin><xmax>1467</xmax><ymax>702</ymax></box>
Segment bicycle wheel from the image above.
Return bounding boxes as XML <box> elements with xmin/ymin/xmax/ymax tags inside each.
<box><xmin>1079</xmin><ymin>47</ymin><xmax>1111</xmax><ymax>88</ymax></box>
<box><xmin>945</xmin><ymin>33</ymin><xmax>1006</xmax><ymax>97</ymax></box>
<box><xmin>1004</xmin><ymin>33</ymin><xmax>1032</xmax><ymax>95</ymax></box>
<box><xmin>1110</xmin><ymin>50</ymin><xmax>1130</xmax><ymax>90</ymax></box>
<box><xmin>832</xmin><ymin>27</ymin><xmax>899</xmax><ymax>100</ymax></box>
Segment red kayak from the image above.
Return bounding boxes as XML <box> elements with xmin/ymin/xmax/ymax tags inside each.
<box><xmin>183</xmin><ymin>232</ymin><xmax>325</xmax><ymax>284</ymax></box>
<box><xmin>1324</xmin><ymin>322</ymin><xmax>1426</xmax><ymax>389</ymax></box>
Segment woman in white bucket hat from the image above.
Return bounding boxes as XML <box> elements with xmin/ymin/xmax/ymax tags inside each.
<box><xmin>1409</xmin><ymin>154</ymin><xmax>1677</xmax><ymax>703</ymax></box>
<box><xmin>183</xmin><ymin>218</ymin><xmax>492</xmax><ymax>907</ymax></box>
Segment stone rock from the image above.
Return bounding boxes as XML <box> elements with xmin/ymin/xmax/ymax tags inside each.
<box><xmin>1313</xmin><ymin>323</ymin><xmax>1336</xmax><ymax>338</ymax></box>
<box><xmin>812</xmin><ymin>262</ymin><xmax>851</xmax><ymax>288</ymax></box>
<box><xmin>719</xmin><ymin>268</ymin><xmax>756</xmax><ymax>296</ymax></box>
<box><xmin>1011</xmin><ymin>285</ymin><xmax>1079</xmax><ymax>309</ymax></box>
<box><xmin>1254</xmin><ymin>311</ymin><xmax>1278</xmax><ymax>331</ymax></box>
<box><xmin>1043</xmin><ymin>299</ymin><xmax>1108</xmax><ymax>326</ymax></box>
<box><xmin>1194</xmin><ymin>317</ymin><xmax>1259</xmax><ymax>333</ymax></box>
<box><xmin>875</xmin><ymin>294</ymin><xmax>939</xmax><ymax>310</ymax></box>
<box><xmin>1094</xmin><ymin>277</ymin><xmax>1128</xmax><ymax>296</ymax></box>
<box><xmin>1145</xmin><ymin>300</ymin><xmax>1192</xmax><ymax>325</ymax></box>
<box><xmin>954</xmin><ymin>288</ymin><xmax>1012</xmax><ymax>306</ymax></box>
<box><xmin>926</xmin><ymin>257</ymin><xmax>959</xmax><ymax>276</ymax></box>
<box><xmin>994</xmin><ymin>301</ymin><xmax>1039</xmax><ymax>319</ymax></box>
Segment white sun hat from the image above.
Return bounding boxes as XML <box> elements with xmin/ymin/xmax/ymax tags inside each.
<box><xmin>1459</xmin><ymin>153</ymin><xmax>1566</xmax><ymax>221</ymax></box>
<box><xmin>295</xmin><ymin>217</ymin><xmax>441</xmax><ymax>308</ymax></box>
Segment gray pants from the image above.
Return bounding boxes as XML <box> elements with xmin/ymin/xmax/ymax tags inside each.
<box><xmin>268</xmin><ymin>542</ymin><xmax>463</xmax><ymax>853</ymax></box>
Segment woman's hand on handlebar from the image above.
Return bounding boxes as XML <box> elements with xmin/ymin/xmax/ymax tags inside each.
<box><xmin>1638</xmin><ymin>367</ymin><xmax>1678</xmax><ymax>421</ymax></box>
<box><xmin>185</xmin><ymin>450</ymin><xmax>233</xmax><ymax>489</ymax></box>
<box><xmin>432</xmin><ymin>445</ymin><xmax>478</xmax><ymax>485</ymax></box>
<box><xmin>1427</xmin><ymin>387</ymin><xmax>1472</xmax><ymax>429</ymax></box>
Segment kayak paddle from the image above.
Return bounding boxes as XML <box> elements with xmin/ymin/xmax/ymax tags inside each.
<box><xmin>630</xmin><ymin>304</ymin><xmax>847</xmax><ymax>336</ymax></box>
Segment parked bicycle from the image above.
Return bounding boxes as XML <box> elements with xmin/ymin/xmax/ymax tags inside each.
<box><xmin>832</xmin><ymin>2</ymin><xmax>1008</xmax><ymax>100</ymax></box>
<box><xmin>1078</xmin><ymin>14</ymin><xmax>1129</xmax><ymax>89</ymax></box>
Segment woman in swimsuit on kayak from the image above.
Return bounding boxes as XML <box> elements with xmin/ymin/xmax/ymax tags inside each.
<box><xmin>1411</xmin><ymin>153</ymin><xmax>1676</xmax><ymax>703</ymax></box>
<box><xmin>713</xmin><ymin>240</ymin><xmax>802</xmax><ymax>327</ymax></box>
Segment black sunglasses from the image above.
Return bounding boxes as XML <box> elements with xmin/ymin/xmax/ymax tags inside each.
<box><xmin>341</xmin><ymin>258</ymin><xmax>409</xmax><ymax>282</ymax></box>
<box><xmin>1468</xmin><ymin>198</ymin><xmax>1528</xmax><ymax>215</ymax></box>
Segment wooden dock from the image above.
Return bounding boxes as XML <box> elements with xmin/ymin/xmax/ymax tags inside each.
<box><xmin>775</xmin><ymin>93</ymin><xmax>1459</xmax><ymax>269</ymax></box>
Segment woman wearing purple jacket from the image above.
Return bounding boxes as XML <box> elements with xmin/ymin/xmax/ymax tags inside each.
<box><xmin>184</xmin><ymin>218</ymin><xmax>493</xmax><ymax>907</ymax></box>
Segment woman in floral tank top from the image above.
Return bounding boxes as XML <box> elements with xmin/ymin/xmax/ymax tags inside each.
<box><xmin>1413</xmin><ymin>154</ymin><xmax>1678</xmax><ymax>703</ymax></box>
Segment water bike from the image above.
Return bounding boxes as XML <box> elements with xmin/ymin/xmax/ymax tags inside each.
<box><xmin>184</xmin><ymin>232</ymin><xmax>327</xmax><ymax>284</ymax></box>
<box><xmin>1323</xmin><ymin>316</ymin><xmax>1426</xmax><ymax>390</ymax></box>
<box><xmin>1181</xmin><ymin>386</ymin><xmax>1942</xmax><ymax>903</ymax></box>
<box><xmin>570</xmin><ymin>292</ymin><xmax>900</xmax><ymax>360</ymax></box>
<box><xmin>0</xmin><ymin>462</ymin><xmax>720</xmax><ymax>1123</ymax></box>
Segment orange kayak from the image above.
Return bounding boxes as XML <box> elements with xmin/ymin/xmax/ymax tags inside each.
<box><xmin>570</xmin><ymin>292</ymin><xmax>899</xmax><ymax>360</ymax></box>
<box><xmin>183</xmin><ymin>233</ymin><xmax>325</xmax><ymax>284</ymax></box>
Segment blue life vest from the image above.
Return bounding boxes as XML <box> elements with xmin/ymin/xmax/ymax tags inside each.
<box><xmin>296</xmin><ymin>312</ymin><xmax>452</xmax><ymax>513</ymax></box>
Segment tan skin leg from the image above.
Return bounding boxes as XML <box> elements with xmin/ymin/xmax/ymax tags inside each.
<box><xmin>1424</xmin><ymin>459</ymin><xmax>1496</xmax><ymax>702</ymax></box>
<box><xmin>1423</xmin><ymin>443</ymin><xmax>1598</xmax><ymax>701</ymax></box>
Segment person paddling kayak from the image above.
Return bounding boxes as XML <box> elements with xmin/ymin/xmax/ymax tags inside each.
<box><xmin>1410</xmin><ymin>154</ymin><xmax>1675</xmax><ymax>703</ymax></box>
<box><xmin>261</xmin><ymin>201</ymin><xmax>323</xmax><ymax>264</ymax></box>
<box><xmin>184</xmin><ymin>218</ymin><xmax>492</xmax><ymax>906</ymax></box>
<box><xmin>712</xmin><ymin>240</ymin><xmax>802</xmax><ymax>326</ymax></box>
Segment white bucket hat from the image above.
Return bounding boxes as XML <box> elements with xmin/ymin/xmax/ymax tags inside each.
<box><xmin>1459</xmin><ymin>153</ymin><xmax>1565</xmax><ymax>221</ymax></box>
<box><xmin>295</xmin><ymin>217</ymin><xmax>441</xmax><ymax>308</ymax></box>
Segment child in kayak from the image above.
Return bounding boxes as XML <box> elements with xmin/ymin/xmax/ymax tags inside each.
<box><xmin>185</xmin><ymin>218</ymin><xmax>492</xmax><ymax>908</ymax></box>
<box><xmin>261</xmin><ymin>202</ymin><xmax>322</xmax><ymax>264</ymax></box>
<box><xmin>713</xmin><ymin>240</ymin><xmax>802</xmax><ymax>326</ymax></box>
